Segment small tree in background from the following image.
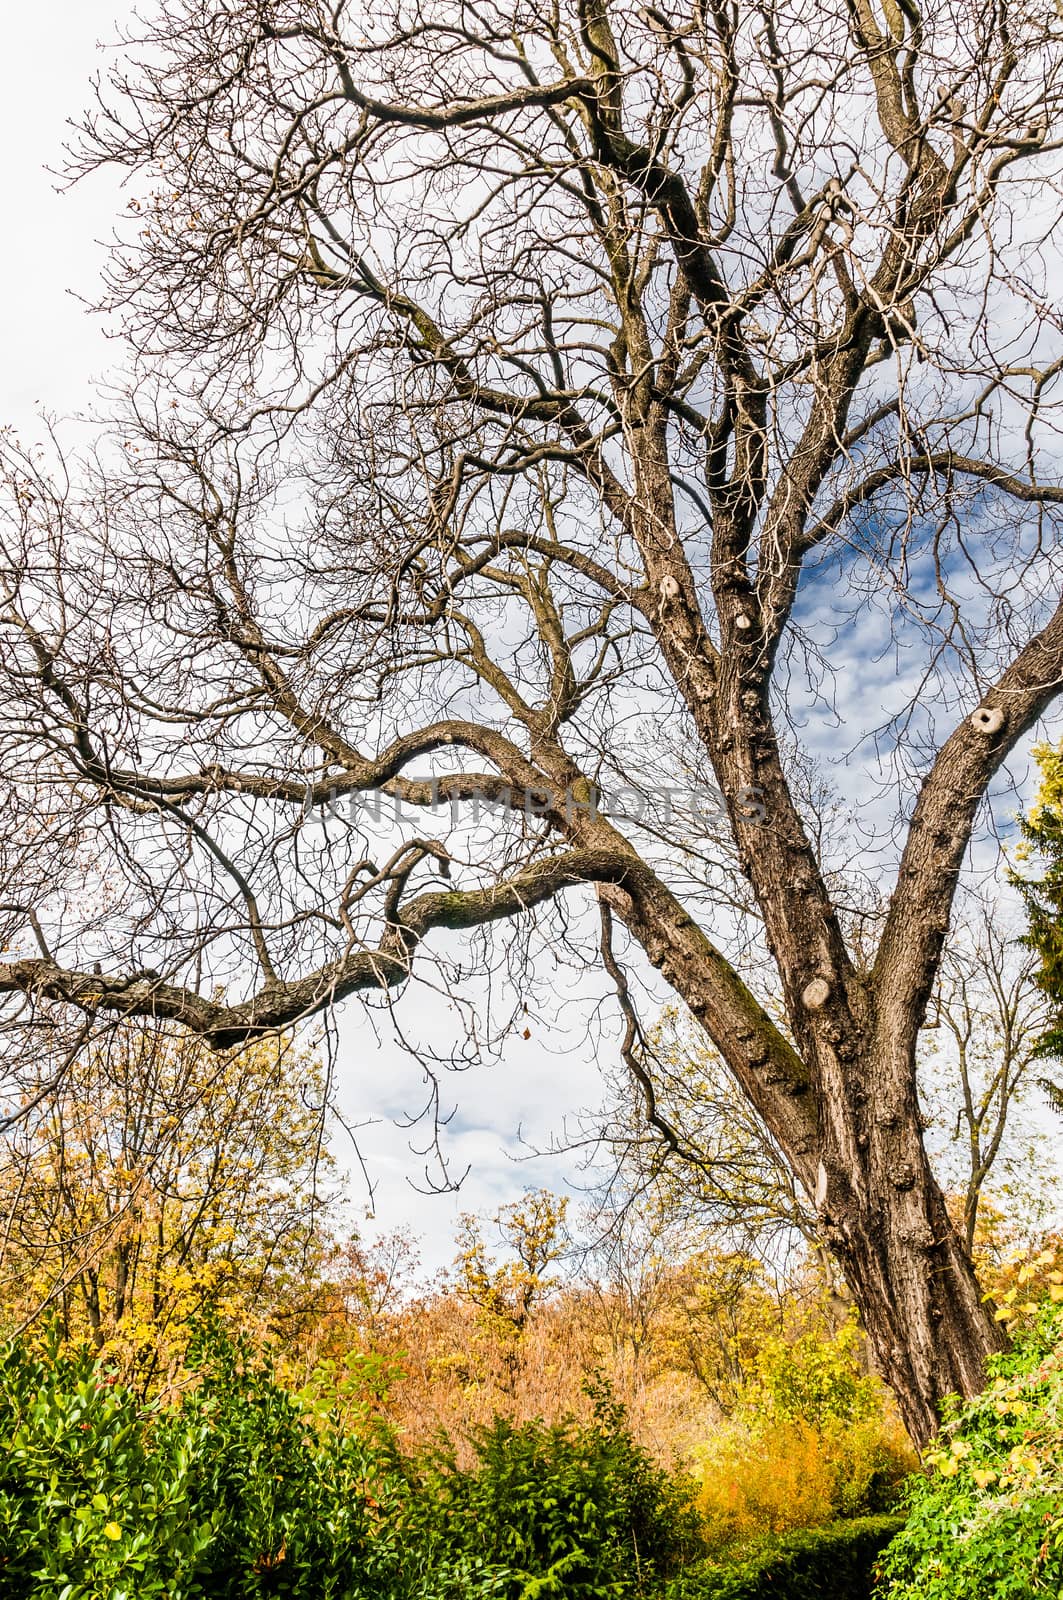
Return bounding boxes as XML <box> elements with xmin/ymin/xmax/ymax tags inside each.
<box><xmin>0</xmin><ymin>1026</ymin><xmax>337</xmax><ymax>1381</ymax></box>
<box><xmin>455</xmin><ymin>1188</ymin><xmax>568</xmax><ymax>1390</ymax></box>
<box><xmin>916</xmin><ymin>901</ymin><xmax>1057</xmax><ymax>1253</ymax></box>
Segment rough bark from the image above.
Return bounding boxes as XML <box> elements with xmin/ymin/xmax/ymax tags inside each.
<box><xmin>606</xmin><ymin>869</ymin><xmax>1009</xmax><ymax>1447</ymax></box>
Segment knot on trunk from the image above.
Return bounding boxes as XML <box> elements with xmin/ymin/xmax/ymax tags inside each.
<box><xmin>970</xmin><ymin>704</ymin><xmax>1004</xmax><ymax>735</ymax></box>
<box><xmin>802</xmin><ymin>976</ymin><xmax>831</xmax><ymax>1010</ymax></box>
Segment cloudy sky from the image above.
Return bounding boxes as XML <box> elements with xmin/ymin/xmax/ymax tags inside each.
<box><xmin>0</xmin><ymin>2</ymin><xmax>613</xmax><ymax>1266</ymax></box>
<box><xmin>3</xmin><ymin>3</ymin><xmax>1058</xmax><ymax>1270</ymax></box>
<box><xmin>3</xmin><ymin>8</ymin><xmax>122</xmax><ymax>421</ymax></box>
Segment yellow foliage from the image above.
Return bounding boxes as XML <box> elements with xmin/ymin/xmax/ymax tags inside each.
<box><xmin>684</xmin><ymin>1306</ymin><xmax>915</xmax><ymax>1548</ymax></box>
<box><xmin>1021</xmin><ymin>740</ymin><xmax>1063</xmax><ymax>836</ymax></box>
<box><xmin>691</xmin><ymin>1410</ymin><xmax>915</xmax><ymax>1546</ymax></box>
<box><xmin>977</xmin><ymin>1234</ymin><xmax>1063</xmax><ymax>1328</ymax></box>
<box><xmin>454</xmin><ymin>1189</ymin><xmax>568</xmax><ymax>1339</ymax></box>
<box><xmin>0</xmin><ymin>1024</ymin><xmax>338</xmax><ymax>1381</ymax></box>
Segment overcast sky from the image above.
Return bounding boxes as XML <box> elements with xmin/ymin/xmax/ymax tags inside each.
<box><xmin>3</xmin><ymin>4</ymin><xmax>1058</xmax><ymax>1271</ymax></box>
<box><xmin>2</xmin><ymin>8</ymin><xmax>126</xmax><ymax>422</ymax></box>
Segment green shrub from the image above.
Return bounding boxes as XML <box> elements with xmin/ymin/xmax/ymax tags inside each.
<box><xmin>0</xmin><ymin>1327</ymin><xmax>409</xmax><ymax>1599</ymax></box>
<box><xmin>663</xmin><ymin>1515</ymin><xmax>905</xmax><ymax>1599</ymax></box>
<box><xmin>0</xmin><ymin>1333</ymin><xmax>700</xmax><ymax>1600</ymax></box>
<box><xmin>0</xmin><ymin>1337</ymin><xmax>217</xmax><ymax>1599</ymax></box>
<box><xmin>402</xmin><ymin>1376</ymin><xmax>703</xmax><ymax>1598</ymax></box>
<box><xmin>879</xmin><ymin>1302</ymin><xmax>1063</xmax><ymax>1600</ymax></box>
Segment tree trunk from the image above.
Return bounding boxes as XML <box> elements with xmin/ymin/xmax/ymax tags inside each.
<box><xmin>778</xmin><ymin>972</ymin><xmax>1009</xmax><ymax>1449</ymax></box>
<box><xmin>605</xmin><ymin>874</ymin><xmax>1008</xmax><ymax>1450</ymax></box>
<box><xmin>818</xmin><ymin>1105</ymin><xmax>1008</xmax><ymax>1449</ymax></box>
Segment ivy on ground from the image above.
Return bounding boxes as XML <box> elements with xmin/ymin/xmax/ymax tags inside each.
<box><xmin>881</xmin><ymin>1291</ymin><xmax>1063</xmax><ymax>1600</ymax></box>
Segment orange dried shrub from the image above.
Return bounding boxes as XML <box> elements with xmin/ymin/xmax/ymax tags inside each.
<box><xmin>307</xmin><ymin>1282</ymin><xmax>719</xmax><ymax>1465</ymax></box>
<box><xmin>275</xmin><ymin>1209</ymin><xmax>915</xmax><ymax>1532</ymax></box>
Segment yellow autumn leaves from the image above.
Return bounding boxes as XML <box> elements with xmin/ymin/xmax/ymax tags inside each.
<box><xmin>931</xmin><ymin>1430</ymin><xmax>1042</xmax><ymax>1487</ymax></box>
<box><xmin>934</xmin><ymin>1438</ymin><xmax>970</xmax><ymax>1477</ymax></box>
<box><xmin>0</xmin><ymin>1025</ymin><xmax>338</xmax><ymax>1377</ymax></box>
<box><xmin>923</xmin><ymin>1245</ymin><xmax>1063</xmax><ymax>1504</ymax></box>
<box><xmin>986</xmin><ymin>1250</ymin><xmax>1063</xmax><ymax>1322</ymax></box>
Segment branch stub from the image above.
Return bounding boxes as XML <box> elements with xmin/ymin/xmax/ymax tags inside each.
<box><xmin>802</xmin><ymin>976</ymin><xmax>831</xmax><ymax>1010</ymax></box>
<box><xmin>970</xmin><ymin>705</ymin><xmax>1004</xmax><ymax>735</ymax></box>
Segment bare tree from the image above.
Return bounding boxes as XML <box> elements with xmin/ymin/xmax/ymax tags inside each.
<box><xmin>574</xmin><ymin>1197</ymin><xmax>778</xmax><ymax>1411</ymax></box>
<box><xmin>584</xmin><ymin>1006</ymin><xmax>818</xmax><ymax>1253</ymax></box>
<box><xmin>2</xmin><ymin>0</ymin><xmax>1063</xmax><ymax>1443</ymax></box>
<box><xmin>921</xmin><ymin>901</ymin><xmax>1056</xmax><ymax>1253</ymax></box>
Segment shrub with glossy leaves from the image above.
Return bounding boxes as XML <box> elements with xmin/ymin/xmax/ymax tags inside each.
<box><xmin>403</xmin><ymin>1376</ymin><xmax>703</xmax><ymax>1598</ymax></box>
<box><xmin>0</xmin><ymin>1325</ymin><xmax>399</xmax><ymax>1599</ymax></box>
<box><xmin>0</xmin><ymin>1333</ymin><xmax>701</xmax><ymax>1600</ymax></box>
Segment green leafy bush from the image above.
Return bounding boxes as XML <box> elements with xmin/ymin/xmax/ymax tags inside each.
<box><xmin>403</xmin><ymin>1376</ymin><xmax>702</xmax><ymax>1598</ymax></box>
<box><xmin>663</xmin><ymin>1515</ymin><xmax>904</xmax><ymax>1599</ymax></box>
<box><xmin>0</xmin><ymin>1333</ymin><xmax>700</xmax><ymax>1599</ymax></box>
<box><xmin>0</xmin><ymin>1325</ymin><xmax>403</xmax><ymax>1599</ymax></box>
<box><xmin>880</xmin><ymin>1300</ymin><xmax>1063</xmax><ymax>1600</ymax></box>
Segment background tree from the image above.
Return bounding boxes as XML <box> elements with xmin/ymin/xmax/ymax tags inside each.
<box><xmin>588</xmin><ymin>1008</ymin><xmax>818</xmax><ymax>1249</ymax></box>
<box><xmin>613</xmin><ymin>908</ymin><xmax>1061</xmax><ymax>1265</ymax></box>
<box><xmin>918</xmin><ymin>899</ymin><xmax>1058</xmax><ymax>1252</ymax></box>
<box><xmin>2</xmin><ymin>0</ymin><xmax>1063</xmax><ymax>1442</ymax></box>
<box><xmin>0</xmin><ymin>1025</ymin><xmax>337</xmax><ymax>1380</ymax></box>
<box><xmin>575</xmin><ymin>1199</ymin><xmax>697</xmax><ymax>1384</ymax></box>
<box><xmin>454</xmin><ymin>1188</ymin><xmax>568</xmax><ymax>1388</ymax></box>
